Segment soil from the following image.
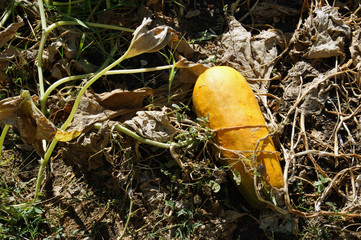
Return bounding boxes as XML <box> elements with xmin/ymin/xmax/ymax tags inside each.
<box><xmin>1</xmin><ymin>0</ymin><xmax>361</xmax><ymax>240</ymax></box>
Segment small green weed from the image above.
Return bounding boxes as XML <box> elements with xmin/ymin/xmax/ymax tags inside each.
<box><xmin>171</xmin><ymin>103</ymin><xmax>190</xmax><ymax>122</ymax></box>
<box><xmin>190</xmin><ymin>30</ymin><xmax>218</xmax><ymax>44</ymax></box>
<box><xmin>313</xmin><ymin>175</ymin><xmax>330</xmax><ymax>194</ymax></box>
<box><xmin>0</xmin><ymin>205</ymin><xmax>48</xmax><ymax>239</ymax></box>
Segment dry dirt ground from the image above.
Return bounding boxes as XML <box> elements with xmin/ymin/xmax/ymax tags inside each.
<box><xmin>2</xmin><ymin>0</ymin><xmax>361</xmax><ymax>239</ymax></box>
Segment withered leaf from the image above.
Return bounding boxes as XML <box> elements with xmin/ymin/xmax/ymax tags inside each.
<box><xmin>124</xmin><ymin>108</ymin><xmax>176</xmax><ymax>142</ymax></box>
<box><xmin>95</xmin><ymin>87</ymin><xmax>154</xmax><ymax>110</ymax></box>
<box><xmin>0</xmin><ymin>90</ymin><xmax>83</xmax><ymax>156</ymax></box>
<box><xmin>0</xmin><ymin>71</ymin><xmax>10</xmax><ymax>85</ymax></box>
<box><xmin>55</xmin><ymin>129</ymin><xmax>82</xmax><ymax>142</ymax></box>
<box><xmin>291</xmin><ymin>6</ymin><xmax>350</xmax><ymax>59</ymax></box>
<box><xmin>216</xmin><ymin>16</ymin><xmax>282</xmax><ymax>80</ymax></box>
<box><xmin>0</xmin><ymin>90</ymin><xmax>57</xmax><ymax>156</ymax></box>
<box><xmin>350</xmin><ymin>29</ymin><xmax>361</xmax><ymax>67</ymax></box>
<box><xmin>175</xmin><ymin>57</ymin><xmax>209</xmax><ymax>84</ymax></box>
<box><xmin>65</xmin><ymin>88</ymin><xmax>154</xmax><ymax>132</ymax></box>
<box><xmin>0</xmin><ymin>47</ymin><xmax>19</xmax><ymax>71</ymax></box>
<box><xmin>0</xmin><ymin>17</ymin><xmax>24</xmax><ymax>48</ymax></box>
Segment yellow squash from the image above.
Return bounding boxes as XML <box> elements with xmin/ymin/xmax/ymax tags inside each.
<box><xmin>192</xmin><ymin>66</ymin><xmax>283</xmax><ymax>209</ymax></box>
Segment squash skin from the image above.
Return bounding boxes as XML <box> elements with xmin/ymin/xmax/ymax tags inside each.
<box><xmin>192</xmin><ymin>66</ymin><xmax>283</xmax><ymax>208</ymax></box>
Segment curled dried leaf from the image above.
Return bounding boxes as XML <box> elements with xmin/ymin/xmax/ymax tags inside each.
<box><xmin>0</xmin><ymin>91</ymin><xmax>56</xmax><ymax>156</ymax></box>
<box><xmin>350</xmin><ymin>29</ymin><xmax>361</xmax><ymax>67</ymax></box>
<box><xmin>64</xmin><ymin>88</ymin><xmax>153</xmax><ymax>133</ymax></box>
<box><xmin>290</xmin><ymin>6</ymin><xmax>351</xmax><ymax>59</ymax></box>
<box><xmin>124</xmin><ymin>108</ymin><xmax>176</xmax><ymax>142</ymax></box>
<box><xmin>0</xmin><ymin>90</ymin><xmax>85</xmax><ymax>156</ymax></box>
<box><xmin>175</xmin><ymin>57</ymin><xmax>209</xmax><ymax>84</ymax></box>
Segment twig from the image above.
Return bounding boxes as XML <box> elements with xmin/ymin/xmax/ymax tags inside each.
<box><xmin>300</xmin><ymin>111</ymin><xmax>328</xmax><ymax>179</ymax></box>
<box><xmin>334</xmin><ymin>104</ymin><xmax>361</xmax><ymax>155</ymax></box>
<box><xmin>315</xmin><ymin>166</ymin><xmax>361</xmax><ymax>212</ymax></box>
<box><xmin>283</xmin><ymin>145</ymin><xmax>361</xmax><ymax>218</ymax></box>
<box><xmin>293</xmin><ymin>150</ymin><xmax>361</xmax><ymax>159</ymax></box>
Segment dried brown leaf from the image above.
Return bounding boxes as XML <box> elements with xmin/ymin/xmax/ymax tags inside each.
<box><xmin>124</xmin><ymin>108</ymin><xmax>176</xmax><ymax>141</ymax></box>
<box><xmin>0</xmin><ymin>71</ymin><xmax>10</xmax><ymax>85</ymax></box>
<box><xmin>94</xmin><ymin>88</ymin><xmax>154</xmax><ymax>110</ymax></box>
<box><xmin>61</xmin><ymin>122</ymin><xmax>111</xmax><ymax>172</ymax></box>
<box><xmin>73</xmin><ymin>59</ymin><xmax>98</xmax><ymax>74</ymax></box>
<box><xmin>51</xmin><ymin>59</ymin><xmax>70</xmax><ymax>79</ymax></box>
<box><xmin>0</xmin><ymin>47</ymin><xmax>19</xmax><ymax>70</ymax></box>
<box><xmin>350</xmin><ymin>29</ymin><xmax>361</xmax><ymax>67</ymax></box>
<box><xmin>173</xmin><ymin>39</ymin><xmax>195</xmax><ymax>59</ymax></box>
<box><xmin>55</xmin><ymin>129</ymin><xmax>82</xmax><ymax>142</ymax></box>
<box><xmin>290</xmin><ymin>6</ymin><xmax>351</xmax><ymax>59</ymax></box>
<box><xmin>216</xmin><ymin>16</ymin><xmax>282</xmax><ymax>80</ymax></box>
<box><xmin>0</xmin><ymin>90</ymin><xmax>84</xmax><ymax>155</ymax></box>
<box><xmin>64</xmin><ymin>35</ymin><xmax>79</xmax><ymax>59</ymax></box>
<box><xmin>251</xmin><ymin>1</ymin><xmax>300</xmax><ymax>19</ymax></box>
<box><xmin>175</xmin><ymin>57</ymin><xmax>209</xmax><ymax>84</ymax></box>
<box><xmin>0</xmin><ymin>91</ymin><xmax>56</xmax><ymax>156</ymax></box>
<box><xmin>0</xmin><ymin>17</ymin><xmax>24</xmax><ymax>48</ymax></box>
<box><xmin>66</xmin><ymin>88</ymin><xmax>153</xmax><ymax>132</ymax></box>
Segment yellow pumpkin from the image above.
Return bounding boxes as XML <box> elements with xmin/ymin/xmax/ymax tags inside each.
<box><xmin>192</xmin><ymin>66</ymin><xmax>283</xmax><ymax>209</ymax></box>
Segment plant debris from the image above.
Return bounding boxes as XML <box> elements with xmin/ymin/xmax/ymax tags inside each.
<box><xmin>0</xmin><ymin>16</ymin><xmax>23</xmax><ymax>48</ymax></box>
<box><xmin>124</xmin><ymin>108</ymin><xmax>176</xmax><ymax>142</ymax></box>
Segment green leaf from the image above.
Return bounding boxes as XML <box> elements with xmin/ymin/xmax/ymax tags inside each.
<box><xmin>74</xmin><ymin>18</ymin><xmax>89</xmax><ymax>29</ymax></box>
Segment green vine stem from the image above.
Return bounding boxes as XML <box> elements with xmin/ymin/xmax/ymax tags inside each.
<box><xmin>34</xmin><ymin>43</ymin><xmax>179</xmax><ymax>199</ymax></box>
<box><xmin>34</xmin><ymin>52</ymin><xmax>127</xmax><ymax>199</ymax></box>
<box><xmin>94</xmin><ymin>122</ymin><xmax>195</xmax><ymax>149</ymax></box>
<box><xmin>37</xmin><ymin>0</ymin><xmax>47</xmax><ymax>99</ymax></box>
<box><xmin>35</xmin><ymin>30</ymin><xmax>135</xmax><ymax>199</ymax></box>
<box><xmin>41</xmin><ymin>64</ymin><xmax>177</xmax><ymax>112</ymax></box>
<box><xmin>117</xmin><ymin>197</ymin><xmax>134</xmax><ymax>240</ymax></box>
<box><xmin>38</xmin><ymin>0</ymin><xmax>47</xmax><ymax>29</ymax></box>
<box><xmin>34</xmin><ymin>0</ymin><xmax>134</xmax><ymax>199</ymax></box>
<box><xmin>43</xmin><ymin>0</ymin><xmax>84</xmax><ymax>6</ymax></box>
<box><xmin>0</xmin><ymin>0</ymin><xmax>17</xmax><ymax>28</ymax></box>
<box><xmin>34</xmin><ymin>138</ymin><xmax>58</xmax><ymax>199</ymax></box>
<box><xmin>113</xmin><ymin>123</ymin><xmax>171</xmax><ymax>149</ymax></box>
<box><xmin>0</xmin><ymin>124</ymin><xmax>10</xmax><ymax>161</ymax></box>
<box><xmin>36</xmin><ymin>19</ymin><xmax>134</xmax><ymax>110</ymax></box>
<box><xmin>33</xmin><ymin>14</ymin><xmax>178</xmax><ymax>200</ymax></box>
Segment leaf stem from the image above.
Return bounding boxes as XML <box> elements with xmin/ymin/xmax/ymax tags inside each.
<box><xmin>37</xmin><ymin>20</ymin><xmax>134</xmax><ymax>112</ymax></box>
<box><xmin>93</xmin><ymin>122</ymin><xmax>195</xmax><ymax>149</ymax></box>
<box><xmin>34</xmin><ymin>139</ymin><xmax>58</xmax><ymax>200</ymax></box>
<box><xmin>41</xmin><ymin>64</ymin><xmax>176</xmax><ymax>111</ymax></box>
<box><xmin>0</xmin><ymin>0</ymin><xmax>16</xmax><ymax>28</ymax></box>
<box><xmin>114</xmin><ymin>123</ymin><xmax>170</xmax><ymax>149</ymax></box>
<box><xmin>0</xmin><ymin>124</ymin><xmax>10</xmax><ymax>161</ymax></box>
<box><xmin>38</xmin><ymin>0</ymin><xmax>47</xmax><ymax>29</ymax></box>
<box><xmin>117</xmin><ymin>197</ymin><xmax>134</xmax><ymax>240</ymax></box>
